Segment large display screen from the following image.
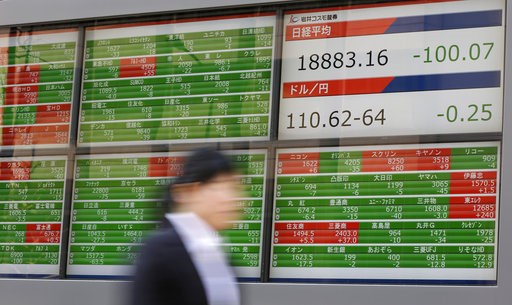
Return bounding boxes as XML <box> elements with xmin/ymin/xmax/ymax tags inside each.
<box><xmin>67</xmin><ymin>150</ymin><xmax>267</xmax><ymax>278</ymax></box>
<box><xmin>78</xmin><ymin>14</ymin><xmax>276</xmax><ymax>147</ymax></box>
<box><xmin>279</xmin><ymin>0</ymin><xmax>504</xmax><ymax>140</ymax></box>
<box><xmin>270</xmin><ymin>142</ymin><xmax>499</xmax><ymax>283</ymax></box>
<box><xmin>0</xmin><ymin>156</ymin><xmax>67</xmax><ymax>275</ymax></box>
<box><xmin>0</xmin><ymin>0</ymin><xmax>506</xmax><ymax>287</ymax></box>
<box><xmin>0</xmin><ymin>29</ymin><xmax>78</xmax><ymax>148</ymax></box>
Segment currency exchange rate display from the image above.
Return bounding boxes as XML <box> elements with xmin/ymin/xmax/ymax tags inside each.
<box><xmin>0</xmin><ymin>29</ymin><xmax>78</xmax><ymax>148</ymax></box>
<box><xmin>279</xmin><ymin>0</ymin><xmax>504</xmax><ymax>140</ymax></box>
<box><xmin>270</xmin><ymin>142</ymin><xmax>500</xmax><ymax>283</ymax></box>
<box><xmin>68</xmin><ymin>151</ymin><xmax>267</xmax><ymax>278</ymax></box>
<box><xmin>79</xmin><ymin>14</ymin><xmax>275</xmax><ymax>147</ymax></box>
<box><xmin>0</xmin><ymin>156</ymin><xmax>67</xmax><ymax>275</ymax></box>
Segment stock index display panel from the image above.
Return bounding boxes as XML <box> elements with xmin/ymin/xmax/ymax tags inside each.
<box><xmin>68</xmin><ymin>150</ymin><xmax>267</xmax><ymax>278</ymax></box>
<box><xmin>78</xmin><ymin>14</ymin><xmax>276</xmax><ymax>147</ymax></box>
<box><xmin>0</xmin><ymin>29</ymin><xmax>77</xmax><ymax>149</ymax></box>
<box><xmin>279</xmin><ymin>0</ymin><xmax>504</xmax><ymax>140</ymax></box>
<box><xmin>270</xmin><ymin>142</ymin><xmax>500</xmax><ymax>283</ymax></box>
<box><xmin>0</xmin><ymin>156</ymin><xmax>67</xmax><ymax>276</ymax></box>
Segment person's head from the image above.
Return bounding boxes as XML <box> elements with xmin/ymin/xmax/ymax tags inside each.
<box><xmin>169</xmin><ymin>147</ymin><xmax>241</xmax><ymax>230</ymax></box>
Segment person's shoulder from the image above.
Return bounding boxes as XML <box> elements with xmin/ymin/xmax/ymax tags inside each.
<box><xmin>135</xmin><ymin>225</ymin><xmax>186</xmax><ymax>268</ymax></box>
<box><xmin>144</xmin><ymin>225</ymin><xmax>182</xmax><ymax>248</ymax></box>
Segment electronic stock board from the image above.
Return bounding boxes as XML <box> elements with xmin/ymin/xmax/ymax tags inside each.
<box><xmin>279</xmin><ymin>0</ymin><xmax>504</xmax><ymax>140</ymax></box>
<box><xmin>0</xmin><ymin>29</ymin><xmax>78</xmax><ymax>148</ymax></box>
<box><xmin>78</xmin><ymin>14</ymin><xmax>276</xmax><ymax>146</ymax></box>
<box><xmin>271</xmin><ymin>0</ymin><xmax>505</xmax><ymax>283</ymax></box>
<box><xmin>0</xmin><ymin>0</ymin><xmax>506</xmax><ymax>285</ymax></box>
<box><xmin>0</xmin><ymin>156</ymin><xmax>67</xmax><ymax>275</ymax></box>
<box><xmin>0</xmin><ymin>28</ymin><xmax>76</xmax><ymax>276</ymax></box>
<box><xmin>67</xmin><ymin>150</ymin><xmax>267</xmax><ymax>278</ymax></box>
<box><xmin>270</xmin><ymin>142</ymin><xmax>500</xmax><ymax>282</ymax></box>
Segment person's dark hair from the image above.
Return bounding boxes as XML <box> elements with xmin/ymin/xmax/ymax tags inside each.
<box><xmin>161</xmin><ymin>147</ymin><xmax>234</xmax><ymax>213</ymax></box>
<box><xmin>174</xmin><ymin>147</ymin><xmax>234</xmax><ymax>185</ymax></box>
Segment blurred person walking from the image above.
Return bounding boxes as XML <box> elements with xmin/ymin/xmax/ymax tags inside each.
<box><xmin>131</xmin><ymin>147</ymin><xmax>242</xmax><ymax>305</ymax></box>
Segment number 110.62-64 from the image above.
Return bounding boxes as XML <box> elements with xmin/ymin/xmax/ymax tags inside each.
<box><xmin>286</xmin><ymin>109</ymin><xmax>386</xmax><ymax>129</ymax></box>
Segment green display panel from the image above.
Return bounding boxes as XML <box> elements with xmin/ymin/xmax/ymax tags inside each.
<box><xmin>78</xmin><ymin>14</ymin><xmax>276</xmax><ymax>147</ymax></box>
<box><xmin>270</xmin><ymin>142</ymin><xmax>499</xmax><ymax>283</ymax></box>
<box><xmin>68</xmin><ymin>150</ymin><xmax>267</xmax><ymax>278</ymax></box>
<box><xmin>0</xmin><ymin>156</ymin><xmax>67</xmax><ymax>275</ymax></box>
<box><xmin>0</xmin><ymin>29</ymin><xmax>78</xmax><ymax>148</ymax></box>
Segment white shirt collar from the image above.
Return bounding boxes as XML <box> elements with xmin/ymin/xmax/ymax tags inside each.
<box><xmin>166</xmin><ymin>212</ymin><xmax>220</xmax><ymax>247</ymax></box>
<box><xmin>166</xmin><ymin>213</ymin><xmax>240</xmax><ymax>305</ymax></box>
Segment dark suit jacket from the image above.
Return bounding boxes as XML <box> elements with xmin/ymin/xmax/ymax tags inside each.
<box><xmin>131</xmin><ymin>219</ymin><xmax>208</xmax><ymax>305</ymax></box>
